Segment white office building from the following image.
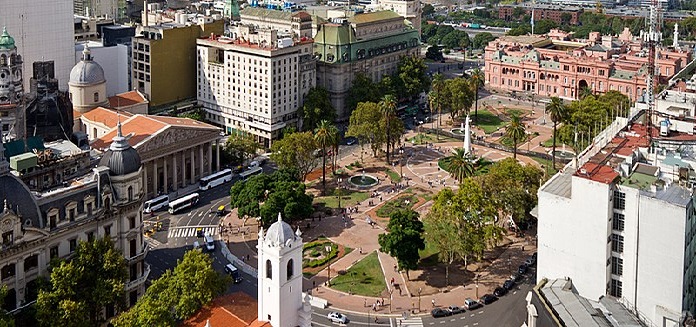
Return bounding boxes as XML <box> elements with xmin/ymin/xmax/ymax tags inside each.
<box><xmin>196</xmin><ymin>25</ymin><xmax>315</xmax><ymax>147</ymax></box>
<box><xmin>0</xmin><ymin>1</ymin><xmax>74</xmax><ymax>91</ymax></box>
<box><xmin>536</xmin><ymin>114</ymin><xmax>696</xmax><ymax>326</ymax></box>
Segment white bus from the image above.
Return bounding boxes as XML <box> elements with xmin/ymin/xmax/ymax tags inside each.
<box><xmin>239</xmin><ymin>166</ymin><xmax>263</xmax><ymax>180</ymax></box>
<box><xmin>199</xmin><ymin>169</ymin><xmax>233</xmax><ymax>191</ymax></box>
<box><xmin>168</xmin><ymin>193</ymin><xmax>200</xmax><ymax>214</ymax></box>
<box><xmin>143</xmin><ymin>195</ymin><xmax>169</xmax><ymax>214</ymax></box>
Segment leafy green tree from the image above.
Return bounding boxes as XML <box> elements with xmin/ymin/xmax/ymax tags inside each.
<box><xmin>504</xmin><ymin>113</ymin><xmax>526</xmax><ymax>159</ymax></box>
<box><xmin>378</xmin><ymin>209</ymin><xmax>425</xmax><ymax>280</ymax></box>
<box><xmin>478</xmin><ymin>158</ymin><xmax>543</xmax><ymax>222</ymax></box>
<box><xmin>579</xmin><ymin>86</ymin><xmax>594</xmax><ymax>99</ymax></box>
<box><xmin>301</xmin><ymin>87</ymin><xmax>335</xmax><ymax>131</ymax></box>
<box><xmin>346</xmin><ymin>101</ymin><xmax>383</xmax><ymax>160</ymax></box>
<box><xmin>0</xmin><ymin>286</ymin><xmax>15</xmax><ymax>327</ymax></box>
<box><xmin>346</xmin><ymin>73</ymin><xmax>381</xmax><ymax>113</ymax></box>
<box><xmin>507</xmin><ymin>25</ymin><xmax>531</xmax><ymax>36</ymax></box>
<box><xmin>534</xmin><ymin>19</ymin><xmax>559</xmax><ymax>34</ymax></box>
<box><xmin>259</xmin><ymin>181</ymin><xmax>314</xmax><ymax>226</ymax></box>
<box><xmin>441</xmin><ymin>148</ymin><xmax>474</xmax><ymax>182</ymax></box>
<box><xmin>545</xmin><ymin>97</ymin><xmax>568</xmax><ymax>170</ymax></box>
<box><xmin>430</xmin><ymin>73</ymin><xmax>445</xmax><ymax>139</ymax></box>
<box><xmin>314</xmin><ymin>120</ymin><xmax>337</xmax><ymax>195</ymax></box>
<box><xmin>396</xmin><ymin>56</ymin><xmax>430</xmax><ymax>100</ymax></box>
<box><xmin>443</xmin><ymin>77</ymin><xmax>474</xmax><ymax>119</ymax></box>
<box><xmin>422</xmin><ymin>193</ymin><xmax>464</xmax><ymax>286</ymax></box>
<box><xmin>178</xmin><ymin>108</ymin><xmax>206</xmax><ymax>122</ymax></box>
<box><xmin>421</xmin><ymin>24</ymin><xmax>438</xmax><ymax>43</ymax></box>
<box><xmin>224</xmin><ymin>133</ymin><xmax>260</xmax><ymax>166</ymax></box>
<box><xmin>425</xmin><ymin>45</ymin><xmax>443</xmax><ymax>61</ymax></box>
<box><xmin>421</xmin><ymin>3</ymin><xmax>434</xmax><ymax>17</ymax></box>
<box><xmin>472</xmin><ymin>32</ymin><xmax>497</xmax><ymax>49</ymax></box>
<box><xmin>560</xmin><ymin>12</ymin><xmax>572</xmax><ymax>25</ymax></box>
<box><xmin>113</xmin><ymin>250</ymin><xmax>228</xmax><ymax>327</ymax></box>
<box><xmin>270</xmin><ymin>131</ymin><xmax>318</xmax><ymax>181</ymax></box>
<box><xmin>36</xmin><ymin>238</ymin><xmax>127</xmax><ymax>327</ymax></box>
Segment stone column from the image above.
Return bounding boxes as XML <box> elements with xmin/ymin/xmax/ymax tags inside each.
<box><xmin>215</xmin><ymin>139</ymin><xmax>220</xmax><ymax>172</ymax></box>
<box><xmin>153</xmin><ymin>159</ymin><xmax>158</xmax><ymax>196</ymax></box>
<box><xmin>199</xmin><ymin>144</ymin><xmax>204</xmax><ymax>179</ymax></box>
<box><xmin>207</xmin><ymin>142</ymin><xmax>212</xmax><ymax>175</ymax></box>
<box><xmin>172</xmin><ymin>152</ymin><xmax>178</xmax><ymax>191</ymax></box>
<box><xmin>143</xmin><ymin>162</ymin><xmax>149</xmax><ymax>199</ymax></box>
<box><xmin>163</xmin><ymin>156</ymin><xmax>168</xmax><ymax>194</ymax></box>
<box><xmin>190</xmin><ymin>148</ymin><xmax>195</xmax><ymax>185</ymax></box>
<box><xmin>181</xmin><ymin>150</ymin><xmax>186</xmax><ymax>185</ymax></box>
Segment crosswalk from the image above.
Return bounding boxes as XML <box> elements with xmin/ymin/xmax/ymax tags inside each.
<box><xmin>396</xmin><ymin>317</ymin><xmax>423</xmax><ymax>327</ymax></box>
<box><xmin>167</xmin><ymin>225</ymin><xmax>218</xmax><ymax>239</ymax></box>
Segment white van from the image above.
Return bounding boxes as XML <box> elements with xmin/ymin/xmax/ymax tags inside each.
<box><xmin>205</xmin><ymin>234</ymin><xmax>215</xmax><ymax>252</ymax></box>
<box><xmin>225</xmin><ymin>263</ymin><xmax>242</xmax><ymax>283</ymax></box>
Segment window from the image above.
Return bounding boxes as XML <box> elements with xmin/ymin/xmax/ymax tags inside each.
<box><xmin>50</xmin><ymin>246</ymin><xmax>59</xmax><ymax>259</ymax></box>
<box><xmin>68</xmin><ymin>208</ymin><xmax>76</xmax><ymax>221</ymax></box>
<box><xmin>266</xmin><ymin>260</ymin><xmax>272</xmax><ymax>280</ymax></box>
<box><xmin>613</xmin><ymin>191</ymin><xmax>625</xmax><ymax>210</ymax></box>
<box><xmin>611</xmin><ymin>256</ymin><xmax>623</xmax><ymax>276</ymax></box>
<box><xmin>129</xmin><ymin>216</ymin><xmax>136</xmax><ymax>229</ymax></box>
<box><xmin>610</xmin><ymin>279</ymin><xmax>622</xmax><ymax>297</ymax></box>
<box><xmin>1</xmin><ymin>264</ymin><xmax>15</xmax><ymax>280</ymax></box>
<box><xmin>2</xmin><ymin>231</ymin><xmax>13</xmax><ymax>246</ymax></box>
<box><xmin>611</xmin><ymin>233</ymin><xmax>624</xmax><ymax>253</ymax></box>
<box><xmin>612</xmin><ymin>212</ymin><xmax>625</xmax><ymax>231</ymax></box>
<box><xmin>128</xmin><ymin>186</ymin><xmax>133</xmax><ymax>202</ymax></box>
<box><xmin>287</xmin><ymin>259</ymin><xmax>294</xmax><ymax>280</ymax></box>
<box><xmin>69</xmin><ymin>238</ymin><xmax>77</xmax><ymax>253</ymax></box>
<box><xmin>130</xmin><ymin>239</ymin><xmax>137</xmax><ymax>257</ymax></box>
<box><xmin>94</xmin><ymin>92</ymin><xmax>99</xmax><ymax>102</ymax></box>
<box><xmin>24</xmin><ymin>254</ymin><xmax>38</xmax><ymax>272</ymax></box>
<box><xmin>104</xmin><ymin>225</ymin><xmax>112</xmax><ymax>237</ymax></box>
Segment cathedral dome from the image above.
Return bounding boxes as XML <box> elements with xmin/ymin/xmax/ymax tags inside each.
<box><xmin>264</xmin><ymin>213</ymin><xmax>297</xmax><ymax>246</ymax></box>
<box><xmin>69</xmin><ymin>46</ymin><xmax>105</xmax><ymax>86</ymax></box>
<box><xmin>0</xmin><ymin>27</ymin><xmax>15</xmax><ymax>50</ymax></box>
<box><xmin>99</xmin><ymin>121</ymin><xmax>141</xmax><ymax>176</ymax></box>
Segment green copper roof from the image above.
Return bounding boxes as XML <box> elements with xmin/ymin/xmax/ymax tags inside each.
<box><xmin>0</xmin><ymin>27</ymin><xmax>15</xmax><ymax>50</ymax></box>
<box><xmin>313</xmin><ymin>24</ymin><xmax>419</xmax><ymax>64</ymax></box>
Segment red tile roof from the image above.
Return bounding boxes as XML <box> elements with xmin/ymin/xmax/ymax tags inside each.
<box><xmin>91</xmin><ymin>115</ymin><xmax>165</xmax><ymax>150</ymax></box>
<box><xmin>108</xmin><ymin>90</ymin><xmax>148</xmax><ymax>108</ymax></box>
<box><xmin>81</xmin><ymin>107</ymin><xmax>133</xmax><ymax>129</ymax></box>
<box><xmin>182</xmin><ymin>292</ymin><xmax>270</xmax><ymax>327</ymax></box>
<box><xmin>148</xmin><ymin>115</ymin><xmax>216</xmax><ymax>129</ymax></box>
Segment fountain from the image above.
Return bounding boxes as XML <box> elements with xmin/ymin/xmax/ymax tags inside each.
<box><xmin>550</xmin><ymin>144</ymin><xmax>575</xmax><ymax>160</ymax></box>
<box><xmin>347</xmin><ymin>169</ymin><xmax>379</xmax><ymax>189</ymax></box>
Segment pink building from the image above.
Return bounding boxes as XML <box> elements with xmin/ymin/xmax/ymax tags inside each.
<box><xmin>484</xmin><ymin>29</ymin><xmax>691</xmax><ymax>102</ymax></box>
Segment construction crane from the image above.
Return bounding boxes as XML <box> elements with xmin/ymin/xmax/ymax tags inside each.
<box><xmin>643</xmin><ymin>0</ymin><xmax>662</xmax><ymax>143</ymax></box>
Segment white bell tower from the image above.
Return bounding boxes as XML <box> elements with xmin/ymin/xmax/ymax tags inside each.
<box><xmin>257</xmin><ymin>213</ymin><xmax>307</xmax><ymax>327</ymax></box>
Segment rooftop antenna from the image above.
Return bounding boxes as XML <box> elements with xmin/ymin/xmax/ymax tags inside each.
<box><xmin>643</xmin><ymin>0</ymin><xmax>662</xmax><ymax>161</ymax></box>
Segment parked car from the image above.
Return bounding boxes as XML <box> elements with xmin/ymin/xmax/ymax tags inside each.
<box><xmin>464</xmin><ymin>298</ymin><xmax>482</xmax><ymax>310</ymax></box>
<box><xmin>345</xmin><ymin>136</ymin><xmax>357</xmax><ymax>146</ymax></box>
<box><xmin>480</xmin><ymin>294</ymin><xmax>498</xmax><ymax>305</ymax></box>
<box><xmin>494</xmin><ymin>286</ymin><xmax>508</xmax><ymax>297</ymax></box>
<box><xmin>327</xmin><ymin>312</ymin><xmax>348</xmax><ymax>324</ymax></box>
<box><xmin>431</xmin><ymin>308</ymin><xmax>452</xmax><ymax>318</ymax></box>
<box><xmin>503</xmin><ymin>279</ymin><xmax>516</xmax><ymax>291</ymax></box>
<box><xmin>448</xmin><ymin>305</ymin><xmax>464</xmax><ymax>314</ymax></box>
<box><xmin>525</xmin><ymin>256</ymin><xmax>536</xmax><ymax>266</ymax></box>
<box><xmin>518</xmin><ymin>263</ymin><xmax>529</xmax><ymax>274</ymax></box>
<box><xmin>510</xmin><ymin>273</ymin><xmax>523</xmax><ymax>282</ymax></box>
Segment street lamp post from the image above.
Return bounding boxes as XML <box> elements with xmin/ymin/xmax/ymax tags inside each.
<box><xmin>475</xmin><ymin>274</ymin><xmax>480</xmax><ymax>299</ymax></box>
<box><xmin>418</xmin><ymin>287</ymin><xmax>422</xmax><ymax>313</ymax></box>
<box><xmin>389</xmin><ymin>288</ymin><xmax>394</xmax><ymax>313</ymax></box>
<box><xmin>337</xmin><ymin>178</ymin><xmax>343</xmax><ymax>210</ymax></box>
<box><xmin>399</xmin><ymin>147</ymin><xmax>404</xmax><ymax>182</ymax></box>
<box><xmin>327</xmin><ymin>245</ymin><xmax>333</xmax><ymax>286</ymax></box>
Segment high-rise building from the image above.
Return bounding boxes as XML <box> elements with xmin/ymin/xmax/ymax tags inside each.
<box><xmin>313</xmin><ymin>10</ymin><xmax>420</xmax><ymax>119</ymax></box>
<box><xmin>0</xmin><ymin>1</ymin><xmax>74</xmax><ymax>91</ymax></box>
<box><xmin>196</xmin><ymin>26</ymin><xmax>315</xmax><ymax>147</ymax></box>
<box><xmin>74</xmin><ymin>0</ymin><xmax>126</xmax><ymax>20</ymax></box>
<box><xmin>132</xmin><ymin>16</ymin><xmax>224</xmax><ymax>108</ymax></box>
<box><xmin>536</xmin><ymin>112</ymin><xmax>696</xmax><ymax>326</ymax></box>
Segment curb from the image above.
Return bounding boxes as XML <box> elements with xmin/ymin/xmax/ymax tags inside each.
<box><xmin>218</xmin><ymin>240</ymin><xmax>258</xmax><ymax>279</ymax></box>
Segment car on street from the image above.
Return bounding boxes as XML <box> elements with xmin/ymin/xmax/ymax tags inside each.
<box><xmin>503</xmin><ymin>279</ymin><xmax>516</xmax><ymax>291</ymax></box>
<box><xmin>196</xmin><ymin>228</ymin><xmax>205</xmax><ymax>238</ymax></box>
<box><xmin>525</xmin><ymin>256</ymin><xmax>536</xmax><ymax>266</ymax></box>
<box><xmin>494</xmin><ymin>286</ymin><xmax>508</xmax><ymax>297</ymax></box>
<box><xmin>464</xmin><ymin>298</ymin><xmax>482</xmax><ymax>310</ymax></box>
<box><xmin>345</xmin><ymin>137</ymin><xmax>357</xmax><ymax>145</ymax></box>
<box><xmin>224</xmin><ymin>263</ymin><xmax>243</xmax><ymax>283</ymax></box>
<box><xmin>327</xmin><ymin>312</ymin><xmax>348</xmax><ymax>324</ymax></box>
<box><xmin>518</xmin><ymin>263</ymin><xmax>529</xmax><ymax>274</ymax></box>
<box><xmin>480</xmin><ymin>294</ymin><xmax>498</xmax><ymax>305</ymax></box>
<box><xmin>448</xmin><ymin>305</ymin><xmax>464</xmax><ymax>314</ymax></box>
<box><xmin>510</xmin><ymin>273</ymin><xmax>524</xmax><ymax>282</ymax></box>
<box><xmin>431</xmin><ymin>308</ymin><xmax>452</xmax><ymax>318</ymax></box>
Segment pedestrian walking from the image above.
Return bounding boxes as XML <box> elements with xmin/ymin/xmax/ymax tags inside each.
<box><xmin>432</xmin><ymin>299</ymin><xmax>436</xmax><ymax>307</ymax></box>
<box><xmin>393</xmin><ymin>264</ymin><xmax>397</xmax><ymax>272</ymax></box>
<box><xmin>364</xmin><ymin>299</ymin><xmax>367</xmax><ymax>307</ymax></box>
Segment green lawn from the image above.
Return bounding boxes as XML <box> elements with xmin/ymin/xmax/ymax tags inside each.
<box><xmin>386</xmin><ymin>169</ymin><xmax>401</xmax><ymax>183</ymax></box>
<box><xmin>376</xmin><ymin>194</ymin><xmax>419</xmax><ymax>218</ymax></box>
<box><xmin>541</xmin><ymin>138</ymin><xmax>568</xmax><ymax>148</ymax></box>
<box><xmin>532</xmin><ymin>157</ymin><xmax>558</xmax><ymax>177</ymax></box>
<box><xmin>313</xmin><ymin>189</ymin><xmax>370</xmax><ymax>208</ymax></box>
<box><xmin>474</xmin><ymin>109</ymin><xmax>505</xmax><ymax>134</ymax></box>
<box><xmin>418</xmin><ymin>241</ymin><xmax>440</xmax><ymax>267</ymax></box>
<box><xmin>408</xmin><ymin>133</ymin><xmax>459</xmax><ymax>144</ymax></box>
<box><xmin>331</xmin><ymin>251</ymin><xmax>386</xmax><ymax>297</ymax></box>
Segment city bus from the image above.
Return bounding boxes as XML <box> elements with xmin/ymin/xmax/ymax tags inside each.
<box><xmin>239</xmin><ymin>166</ymin><xmax>263</xmax><ymax>180</ymax></box>
<box><xmin>143</xmin><ymin>195</ymin><xmax>169</xmax><ymax>214</ymax></box>
<box><xmin>168</xmin><ymin>193</ymin><xmax>200</xmax><ymax>214</ymax></box>
<box><xmin>199</xmin><ymin>169</ymin><xmax>233</xmax><ymax>191</ymax></box>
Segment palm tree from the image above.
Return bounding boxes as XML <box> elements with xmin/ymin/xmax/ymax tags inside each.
<box><xmin>505</xmin><ymin>113</ymin><xmax>527</xmax><ymax>159</ymax></box>
<box><xmin>545</xmin><ymin>97</ymin><xmax>568</xmax><ymax>170</ymax></box>
<box><xmin>470</xmin><ymin>68</ymin><xmax>485</xmax><ymax>123</ymax></box>
<box><xmin>579</xmin><ymin>86</ymin><xmax>593</xmax><ymax>99</ymax></box>
<box><xmin>444</xmin><ymin>148</ymin><xmax>474</xmax><ymax>182</ymax></box>
<box><xmin>431</xmin><ymin>73</ymin><xmax>445</xmax><ymax>140</ymax></box>
<box><xmin>314</xmin><ymin>120</ymin><xmax>334</xmax><ymax>195</ymax></box>
<box><xmin>330</xmin><ymin>124</ymin><xmax>339</xmax><ymax>175</ymax></box>
<box><xmin>379</xmin><ymin>94</ymin><xmax>397</xmax><ymax>164</ymax></box>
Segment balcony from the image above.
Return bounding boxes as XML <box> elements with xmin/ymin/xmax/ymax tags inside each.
<box><xmin>126</xmin><ymin>264</ymin><xmax>150</xmax><ymax>291</ymax></box>
<box><xmin>126</xmin><ymin>243</ymin><xmax>149</xmax><ymax>263</ymax></box>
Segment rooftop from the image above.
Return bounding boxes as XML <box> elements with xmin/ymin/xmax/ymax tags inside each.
<box><xmin>108</xmin><ymin>90</ymin><xmax>148</xmax><ymax>108</ymax></box>
<box><xmin>181</xmin><ymin>292</ymin><xmax>270</xmax><ymax>327</ymax></box>
<box><xmin>81</xmin><ymin>107</ymin><xmax>133</xmax><ymax>129</ymax></box>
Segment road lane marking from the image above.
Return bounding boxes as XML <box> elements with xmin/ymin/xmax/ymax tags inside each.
<box><xmin>167</xmin><ymin>225</ymin><xmax>218</xmax><ymax>239</ymax></box>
